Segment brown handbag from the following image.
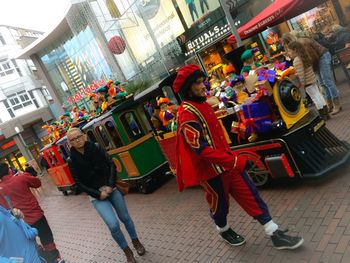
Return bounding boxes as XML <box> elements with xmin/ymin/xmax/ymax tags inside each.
<box><xmin>116</xmin><ymin>178</ymin><xmax>129</xmax><ymax>195</ymax></box>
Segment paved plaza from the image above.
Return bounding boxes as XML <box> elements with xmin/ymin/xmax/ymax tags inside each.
<box><xmin>37</xmin><ymin>69</ymin><xmax>350</xmax><ymax>263</ymax></box>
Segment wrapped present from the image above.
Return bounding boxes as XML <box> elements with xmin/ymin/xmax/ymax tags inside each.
<box><xmin>241</xmin><ymin>102</ymin><xmax>273</xmax><ymax>135</ymax></box>
<box><xmin>231</xmin><ymin>121</ymin><xmax>247</xmax><ymax>143</ymax></box>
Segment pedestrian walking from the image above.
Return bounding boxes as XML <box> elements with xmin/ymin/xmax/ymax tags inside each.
<box><xmin>25</xmin><ymin>163</ymin><xmax>38</xmax><ymax>177</ymax></box>
<box><xmin>172</xmin><ymin>64</ymin><xmax>304</xmax><ymax>249</ymax></box>
<box><xmin>0</xmin><ymin>163</ymin><xmax>64</xmax><ymax>263</ymax></box>
<box><xmin>67</xmin><ymin>128</ymin><xmax>145</xmax><ymax>263</ymax></box>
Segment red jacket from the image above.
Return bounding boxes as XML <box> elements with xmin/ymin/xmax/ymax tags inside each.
<box><xmin>176</xmin><ymin>100</ymin><xmax>245</xmax><ymax>191</ymax></box>
<box><xmin>0</xmin><ymin>173</ymin><xmax>43</xmax><ymax>225</ymax></box>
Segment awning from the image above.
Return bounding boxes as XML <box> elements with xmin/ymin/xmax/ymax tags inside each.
<box><xmin>227</xmin><ymin>0</ymin><xmax>325</xmax><ymax>45</ymax></box>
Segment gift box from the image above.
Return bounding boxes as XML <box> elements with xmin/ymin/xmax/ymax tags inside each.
<box><xmin>241</xmin><ymin>102</ymin><xmax>273</xmax><ymax>135</ymax></box>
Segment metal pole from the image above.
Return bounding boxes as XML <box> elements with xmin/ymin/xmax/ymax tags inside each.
<box><xmin>219</xmin><ymin>0</ymin><xmax>243</xmax><ymax>47</ymax></box>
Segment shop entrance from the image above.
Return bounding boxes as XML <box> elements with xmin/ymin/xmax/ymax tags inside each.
<box><xmin>0</xmin><ymin>151</ymin><xmax>26</xmax><ymax>171</ymax></box>
<box><xmin>198</xmin><ymin>39</ymin><xmax>234</xmax><ymax>82</ymax></box>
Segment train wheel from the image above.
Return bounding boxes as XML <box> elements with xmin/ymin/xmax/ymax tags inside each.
<box><xmin>237</xmin><ymin>152</ymin><xmax>271</xmax><ymax>187</ymax></box>
<box><xmin>138</xmin><ymin>183</ymin><xmax>151</xmax><ymax>194</ymax></box>
<box><xmin>246</xmin><ymin>160</ymin><xmax>270</xmax><ymax>187</ymax></box>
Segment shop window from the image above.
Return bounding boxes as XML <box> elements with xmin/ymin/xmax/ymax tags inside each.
<box><xmin>87</xmin><ymin>130</ymin><xmax>97</xmax><ymax>143</ymax></box>
<box><xmin>104</xmin><ymin>120</ymin><xmax>123</xmax><ymax>148</ymax></box>
<box><xmin>120</xmin><ymin>112</ymin><xmax>144</xmax><ymax>141</ymax></box>
<box><xmin>95</xmin><ymin>125</ymin><xmax>111</xmax><ymax>149</ymax></box>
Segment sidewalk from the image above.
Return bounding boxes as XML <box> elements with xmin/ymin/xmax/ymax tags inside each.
<box><xmin>38</xmin><ymin>68</ymin><xmax>350</xmax><ymax>263</ymax></box>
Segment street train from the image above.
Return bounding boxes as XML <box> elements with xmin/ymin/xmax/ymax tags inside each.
<box><xmin>40</xmin><ymin>99</ymin><xmax>171</xmax><ymax>195</ymax></box>
<box><xmin>134</xmin><ymin>74</ymin><xmax>350</xmax><ymax>187</ymax></box>
<box><xmin>41</xmin><ymin>73</ymin><xmax>350</xmax><ymax>195</ymax></box>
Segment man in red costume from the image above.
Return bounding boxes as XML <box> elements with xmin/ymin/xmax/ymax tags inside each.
<box><xmin>173</xmin><ymin>64</ymin><xmax>303</xmax><ymax>249</ymax></box>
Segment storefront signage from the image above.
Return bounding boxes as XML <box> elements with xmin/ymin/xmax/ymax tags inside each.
<box><xmin>177</xmin><ymin>10</ymin><xmax>230</xmax><ymax>56</ymax></box>
<box><xmin>183</xmin><ymin>24</ymin><xmax>231</xmax><ymax>55</ymax></box>
<box><xmin>242</xmin><ymin>8</ymin><xmax>283</xmax><ymax>36</ymax></box>
<box><xmin>67</xmin><ymin>79</ymin><xmax>105</xmax><ymax>104</ymax></box>
<box><xmin>1</xmin><ymin>140</ymin><xmax>16</xmax><ymax>150</ymax></box>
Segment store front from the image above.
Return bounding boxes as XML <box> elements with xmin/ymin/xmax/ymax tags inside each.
<box><xmin>177</xmin><ymin>7</ymin><xmax>250</xmax><ymax>77</ymax></box>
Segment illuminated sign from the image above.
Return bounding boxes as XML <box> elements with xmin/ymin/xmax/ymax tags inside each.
<box><xmin>1</xmin><ymin>140</ymin><xmax>16</xmax><ymax>150</ymax></box>
<box><xmin>67</xmin><ymin>80</ymin><xmax>105</xmax><ymax>104</ymax></box>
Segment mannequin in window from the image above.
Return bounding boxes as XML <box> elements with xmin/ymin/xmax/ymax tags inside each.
<box><xmin>199</xmin><ymin>0</ymin><xmax>209</xmax><ymax>15</ymax></box>
<box><xmin>186</xmin><ymin>0</ymin><xmax>199</xmax><ymax>22</ymax></box>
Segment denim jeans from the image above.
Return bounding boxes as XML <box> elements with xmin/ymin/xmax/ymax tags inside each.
<box><xmin>92</xmin><ymin>189</ymin><xmax>138</xmax><ymax>250</ymax></box>
<box><xmin>317</xmin><ymin>51</ymin><xmax>339</xmax><ymax>100</ymax></box>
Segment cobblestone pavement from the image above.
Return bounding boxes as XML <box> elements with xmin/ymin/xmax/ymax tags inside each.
<box><xmin>37</xmin><ymin>69</ymin><xmax>350</xmax><ymax>263</ymax></box>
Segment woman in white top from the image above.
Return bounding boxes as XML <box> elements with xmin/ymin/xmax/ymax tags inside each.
<box><xmin>287</xmin><ymin>41</ymin><xmax>329</xmax><ymax>120</ymax></box>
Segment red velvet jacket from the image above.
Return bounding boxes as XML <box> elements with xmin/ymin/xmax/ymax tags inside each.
<box><xmin>176</xmin><ymin>100</ymin><xmax>245</xmax><ymax>191</ymax></box>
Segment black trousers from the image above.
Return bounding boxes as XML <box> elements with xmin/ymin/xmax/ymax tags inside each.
<box><xmin>31</xmin><ymin>216</ymin><xmax>60</xmax><ymax>262</ymax></box>
<box><xmin>31</xmin><ymin>215</ymin><xmax>54</xmax><ymax>246</ymax></box>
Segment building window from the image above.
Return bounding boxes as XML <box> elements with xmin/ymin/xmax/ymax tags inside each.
<box><xmin>3</xmin><ymin>100</ymin><xmax>14</xmax><ymax>118</ymax></box>
<box><xmin>0</xmin><ymin>59</ymin><xmax>15</xmax><ymax>76</ymax></box>
<box><xmin>6</xmin><ymin>91</ymin><xmax>34</xmax><ymax>112</ymax></box>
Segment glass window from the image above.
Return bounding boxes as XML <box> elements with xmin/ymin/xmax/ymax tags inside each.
<box><xmin>95</xmin><ymin>125</ymin><xmax>111</xmax><ymax>149</ymax></box>
<box><xmin>104</xmin><ymin>120</ymin><xmax>123</xmax><ymax>148</ymax></box>
<box><xmin>6</xmin><ymin>91</ymin><xmax>34</xmax><ymax>113</ymax></box>
<box><xmin>120</xmin><ymin>112</ymin><xmax>144</xmax><ymax>141</ymax></box>
<box><xmin>2</xmin><ymin>62</ymin><xmax>11</xmax><ymax>70</ymax></box>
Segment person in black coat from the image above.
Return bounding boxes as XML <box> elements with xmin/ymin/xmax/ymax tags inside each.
<box><xmin>67</xmin><ymin>128</ymin><xmax>145</xmax><ymax>263</ymax></box>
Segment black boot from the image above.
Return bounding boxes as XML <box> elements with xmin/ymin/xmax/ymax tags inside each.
<box><xmin>123</xmin><ymin>246</ymin><xmax>136</xmax><ymax>263</ymax></box>
<box><xmin>271</xmin><ymin>229</ymin><xmax>304</xmax><ymax>250</ymax></box>
<box><xmin>132</xmin><ymin>238</ymin><xmax>146</xmax><ymax>256</ymax></box>
<box><xmin>220</xmin><ymin>228</ymin><xmax>245</xmax><ymax>246</ymax></box>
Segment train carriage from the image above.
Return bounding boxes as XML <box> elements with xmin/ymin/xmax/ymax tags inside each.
<box><xmin>40</xmin><ymin>137</ymin><xmax>76</xmax><ymax>195</ymax></box>
<box><xmin>41</xmin><ymin>98</ymin><xmax>171</xmax><ymax>195</ymax></box>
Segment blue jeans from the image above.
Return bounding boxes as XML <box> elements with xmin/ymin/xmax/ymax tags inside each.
<box><xmin>92</xmin><ymin>189</ymin><xmax>138</xmax><ymax>250</ymax></box>
<box><xmin>317</xmin><ymin>51</ymin><xmax>339</xmax><ymax>100</ymax></box>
